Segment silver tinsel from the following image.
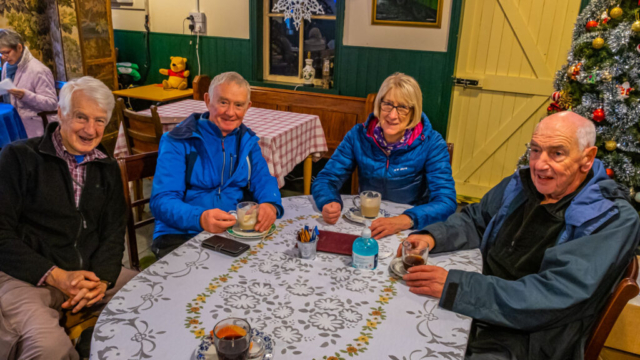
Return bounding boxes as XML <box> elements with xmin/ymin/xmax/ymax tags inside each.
<box><xmin>601</xmin><ymin>153</ymin><xmax>639</xmax><ymax>186</ymax></box>
<box><xmin>605</xmin><ymin>22</ymin><xmax>633</xmax><ymax>53</ymax></box>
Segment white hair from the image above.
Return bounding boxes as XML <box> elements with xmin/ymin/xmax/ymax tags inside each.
<box><xmin>208</xmin><ymin>71</ymin><xmax>251</xmax><ymax>103</ymax></box>
<box><xmin>58</xmin><ymin>77</ymin><xmax>115</xmax><ymax>122</ymax></box>
<box><xmin>576</xmin><ymin>120</ymin><xmax>596</xmax><ymax>151</ymax></box>
<box><xmin>0</xmin><ymin>29</ymin><xmax>24</xmax><ymax>50</ymax></box>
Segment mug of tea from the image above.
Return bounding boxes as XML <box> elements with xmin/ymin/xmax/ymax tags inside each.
<box><xmin>402</xmin><ymin>240</ymin><xmax>429</xmax><ymax>271</ymax></box>
<box><xmin>212</xmin><ymin>318</ymin><xmax>261</xmax><ymax>360</ymax></box>
<box><xmin>230</xmin><ymin>202</ymin><xmax>259</xmax><ymax>232</ymax></box>
<box><xmin>352</xmin><ymin>191</ymin><xmax>382</xmax><ymax>219</ymax></box>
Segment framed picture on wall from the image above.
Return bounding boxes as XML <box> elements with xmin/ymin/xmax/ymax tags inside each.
<box><xmin>372</xmin><ymin>0</ymin><xmax>444</xmax><ymax>28</ymax></box>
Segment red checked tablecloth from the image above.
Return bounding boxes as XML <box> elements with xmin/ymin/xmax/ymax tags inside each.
<box><xmin>113</xmin><ymin>100</ymin><xmax>328</xmax><ymax>187</ymax></box>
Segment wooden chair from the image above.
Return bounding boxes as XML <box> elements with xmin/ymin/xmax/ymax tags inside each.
<box><xmin>584</xmin><ymin>256</ymin><xmax>639</xmax><ymax>360</ymax></box>
<box><xmin>117</xmin><ymin>151</ymin><xmax>159</xmax><ymax>271</ymax></box>
<box><xmin>118</xmin><ymin>98</ymin><xmax>163</xmax><ymax>155</ymax></box>
<box><xmin>193</xmin><ymin>75</ymin><xmax>211</xmax><ymax>100</ymax></box>
<box><xmin>118</xmin><ymin>98</ymin><xmax>162</xmax><ymax>220</ymax></box>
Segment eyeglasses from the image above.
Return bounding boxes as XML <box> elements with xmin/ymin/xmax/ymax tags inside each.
<box><xmin>0</xmin><ymin>49</ymin><xmax>12</xmax><ymax>57</ymax></box>
<box><xmin>380</xmin><ymin>101</ymin><xmax>412</xmax><ymax>116</ymax></box>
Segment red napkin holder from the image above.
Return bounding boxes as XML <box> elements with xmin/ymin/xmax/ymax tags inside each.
<box><xmin>316</xmin><ymin>230</ymin><xmax>358</xmax><ymax>255</ymax></box>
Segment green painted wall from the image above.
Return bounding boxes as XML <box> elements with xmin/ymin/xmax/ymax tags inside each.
<box><xmin>113</xmin><ymin>0</ymin><xmax>462</xmax><ymax>136</ymax></box>
<box><xmin>114</xmin><ymin>30</ymin><xmax>251</xmax><ymax>86</ymax></box>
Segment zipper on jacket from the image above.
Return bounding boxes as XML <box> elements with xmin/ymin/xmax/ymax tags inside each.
<box><xmin>220</xmin><ymin>138</ymin><xmax>226</xmax><ymax>194</ymax></box>
<box><xmin>230</xmin><ymin>154</ymin><xmax>235</xmax><ymax>178</ymax></box>
<box><xmin>75</xmin><ymin>208</ymin><xmax>86</xmax><ymax>269</ymax></box>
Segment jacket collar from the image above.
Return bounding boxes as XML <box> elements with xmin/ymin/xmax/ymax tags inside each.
<box><xmin>512</xmin><ymin>160</ymin><xmax>621</xmax><ymax>228</ymax></box>
<box><xmin>361</xmin><ymin>112</ymin><xmax>431</xmax><ymax>151</ymax></box>
<box><xmin>38</xmin><ymin>122</ymin><xmax>112</xmax><ymax>162</ymax></box>
<box><xmin>16</xmin><ymin>46</ymin><xmax>33</xmax><ymax>72</ymax></box>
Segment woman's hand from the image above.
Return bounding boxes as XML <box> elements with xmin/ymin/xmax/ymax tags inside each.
<box><xmin>7</xmin><ymin>88</ymin><xmax>25</xmax><ymax>99</ymax></box>
<box><xmin>370</xmin><ymin>214</ymin><xmax>412</xmax><ymax>239</ymax></box>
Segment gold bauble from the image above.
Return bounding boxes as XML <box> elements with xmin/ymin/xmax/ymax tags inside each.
<box><xmin>567</xmin><ymin>65</ymin><xmax>575</xmax><ymax>76</ymax></box>
<box><xmin>632</xmin><ymin>21</ymin><xmax>640</xmax><ymax>33</ymax></box>
<box><xmin>592</xmin><ymin>37</ymin><xmax>605</xmax><ymax>49</ymax></box>
<box><xmin>610</xmin><ymin>7</ymin><xmax>623</xmax><ymax>19</ymax></box>
<box><xmin>605</xmin><ymin>140</ymin><xmax>617</xmax><ymax>151</ymax></box>
<box><xmin>602</xmin><ymin>70</ymin><xmax>613</xmax><ymax>82</ymax></box>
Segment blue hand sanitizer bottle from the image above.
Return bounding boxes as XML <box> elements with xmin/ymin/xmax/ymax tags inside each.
<box><xmin>352</xmin><ymin>226</ymin><xmax>378</xmax><ymax>270</ymax></box>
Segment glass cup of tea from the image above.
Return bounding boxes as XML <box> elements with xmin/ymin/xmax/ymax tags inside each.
<box><xmin>402</xmin><ymin>240</ymin><xmax>429</xmax><ymax>272</ymax></box>
<box><xmin>352</xmin><ymin>191</ymin><xmax>382</xmax><ymax>219</ymax></box>
<box><xmin>212</xmin><ymin>318</ymin><xmax>254</xmax><ymax>360</ymax></box>
<box><xmin>235</xmin><ymin>202</ymin><xmax>259</xmax><ymax>232</ymax></box>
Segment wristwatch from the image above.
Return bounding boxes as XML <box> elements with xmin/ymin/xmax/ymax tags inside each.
<box><xmin>407</xmin><ymin>216</ymin><xmax>414</xmax><ymax>229</ymax></box>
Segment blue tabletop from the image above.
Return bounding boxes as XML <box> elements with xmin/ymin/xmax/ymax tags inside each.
<box><xmin>0</xmin><ymin>103</ymin><xmax>27</xmax><ymax>148</ymax></box>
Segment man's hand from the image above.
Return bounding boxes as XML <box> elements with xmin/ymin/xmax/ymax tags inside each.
<box><xmin>396</xmin><ymin>234</ymin><xmax>435</xmax><ymax>257</ymax></box>
<box><xmin>322</xmin><ymin>202</ymin><xmax>342</xmax><ymax>224</ymax></box>
<box><xmin>62</xmin><ymin>281</ymin><xmax>108</xmax><ymax>313</ymax></box>
<box><xmin>255</xmin><ymin>203</ymin><xmax>277</xmax><ymax>232</ymax></box>
<box><xmin>200</xmin><ymin>209</ymin><xmax>236</xmax><ymax>233</ymax></box>
<box><xmin>370</xmin><ymin>215</ymin><xmax>412</xmax><ymax>239</ymax></box>
<box><xmin>403</xmin><ymin>265</ymin><xmax>449</xmax><ymax>298</ymax></box>
<box><xmin>7</xmin><ymin>89</ymin><xmax>25</xmax><ymax>99</ymax></box>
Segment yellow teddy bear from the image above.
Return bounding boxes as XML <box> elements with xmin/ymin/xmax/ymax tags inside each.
<box><xmin>159</xmin><ymin>56</ymin><xmax>189</xmax><ymax>90</ymax></box>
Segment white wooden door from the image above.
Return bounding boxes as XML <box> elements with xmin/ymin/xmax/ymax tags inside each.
<box><xmin>447</xmin><ymin>0</ymin><xmax>582</xmax><ymax>199</ymax></box>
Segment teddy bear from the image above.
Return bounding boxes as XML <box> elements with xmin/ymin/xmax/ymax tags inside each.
<box><xmin>159</xmin><ymin>56</ymin><xmax>189</xmax><ymax>90</ymax></box>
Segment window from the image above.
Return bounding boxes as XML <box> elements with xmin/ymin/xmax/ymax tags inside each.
<box><xmin>263</xmin><ymin>0</ymin><xmax>337</xmax><ymax>85</ymax></box>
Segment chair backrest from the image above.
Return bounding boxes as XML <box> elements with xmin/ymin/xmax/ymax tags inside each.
<box><xmin>584</xmin><ymin>256</ymin><xmax>639</xmax><ymax>360</ymax></box>
<box><xmin>193</xmin><ymin>75</ymin><xmax>211</xmax><ymax>101</ymax></box>
<box><xmin>117</xmin><ymin>151</ymin><xmax>159</xmax><ymax>271</ymax></box>
<box><xmin>37</xmin><ymin>82</ymin><xmax>66</xmax><ymax>129</ymax></box>
<box><xmin>118</xmin><ymin>98</ymin><xmax>163</xmax><ymax>155</ymax></box>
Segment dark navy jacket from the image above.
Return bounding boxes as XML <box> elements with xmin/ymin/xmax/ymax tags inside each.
<box><xmin>312</xmin><ymin>113</ymin><xmax>457</xmax><ymax>230</ymax></box>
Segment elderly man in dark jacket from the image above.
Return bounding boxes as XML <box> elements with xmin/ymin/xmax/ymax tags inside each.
<box><xmin>398</xmin><ymin>111</ymin><xmax>640</xmax><ymax>359</ymax></box>
<box><xmin>0</xmin><ymin>77</ymin><xmax>136</xmax><ymax>360</ymax></box>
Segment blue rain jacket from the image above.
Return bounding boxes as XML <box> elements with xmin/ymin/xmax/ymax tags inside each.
<box><xmin>311</xmin><ymin>113</ymin><xmax>456</xmax><ymax>230</ymax></box>
<box><xmin>150</xmin><ymin>113</ymin><xmax>283</xmax><ymax>239</ymax></box>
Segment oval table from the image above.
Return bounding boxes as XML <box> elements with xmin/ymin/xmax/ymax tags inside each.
<box><xmin>91</xmin><ymin>196</ymin><xmax>482</xmax><ymax>360</ymax></box>
<box><xmin>0</xmin><ymin>103</ymin><xmax>27</xmax><ymax>148</ymax></box>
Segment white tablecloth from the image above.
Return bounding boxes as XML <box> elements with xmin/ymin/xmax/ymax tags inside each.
<box><xmin>114</xmin><ymin>101</ymin><xmax>328</xmax><ymax>188</ymax></box>
<box><xmin>90</xmin><ymin>196</ymin><xmax>482</xmax><ymax>360</ymax></box>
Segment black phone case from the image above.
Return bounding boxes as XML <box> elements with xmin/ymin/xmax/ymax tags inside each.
<box><xmin>201</xmin><ymin>235</ymin><xmax>250</xmax><ymax>257</ymax></box>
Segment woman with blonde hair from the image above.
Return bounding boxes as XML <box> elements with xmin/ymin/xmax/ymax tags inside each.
<box><xmin>312</xmin><ymin>72</ymin><xmax>456</xmax><ymax>238</ymax></box>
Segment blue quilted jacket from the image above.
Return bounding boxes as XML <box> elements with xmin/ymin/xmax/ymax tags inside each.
<box><xmin>312</xmin><ymin>113</ymin><xmax>457</xmax><ymax>230</ymax></box>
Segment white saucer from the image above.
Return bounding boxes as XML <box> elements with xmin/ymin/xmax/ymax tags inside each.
<box><xmin>344</xmin><ymin>207</ymin><xmax>390</xmax><ymax>224</ymax></box>
<box><xmin>389</xmin><ymin>257</ymin><xmax>407</xmax><ymax>278</ymax></box>
<box><xmin>195</xmin><ymin>328</ymin><xmax>274</xmax><ymax>359</ymax></box>
<box><xmin>226</xmin><ymin>224</ymin><xmax>276</xmax><ymax>240</ymax></box>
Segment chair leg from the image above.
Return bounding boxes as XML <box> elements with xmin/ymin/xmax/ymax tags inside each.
<box><xmin>134</xmin><ymin>179</ymin><xmax>144</xmax><ymax>222</ymax></box>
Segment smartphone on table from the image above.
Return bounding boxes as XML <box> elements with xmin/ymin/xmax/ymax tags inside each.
<box><xmin>201</xmin><ymin>235</ymin><xmax>250</xmax><ymax>257</ymax></box>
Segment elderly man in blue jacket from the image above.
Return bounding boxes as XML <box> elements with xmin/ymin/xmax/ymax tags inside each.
<box><xmin>398</xmin><ymin>111</ymin><xmax>640</xmax><ymax>359</ymax></box>
<box><xmin>150</xmin><ymin>72</ymin><xmax>283</xmax><ymax>257</ymax></box>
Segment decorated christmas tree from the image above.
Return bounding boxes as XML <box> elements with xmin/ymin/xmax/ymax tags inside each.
<box><xmin>523</xmin><ymin>0</ymin><xmax>640</xmax><ymax>202</ymax></box>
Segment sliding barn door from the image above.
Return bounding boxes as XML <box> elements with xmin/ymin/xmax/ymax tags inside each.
<box><xmin>447</xmin><ymin>0</ymin><xmax>582</xmax><ymax>198</ymax></box>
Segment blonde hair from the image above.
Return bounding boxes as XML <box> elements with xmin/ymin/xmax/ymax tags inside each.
<box><xmin>373</xmin><ymin>72</ymin><xmax>423</xmax><ymax>129</ymax></box>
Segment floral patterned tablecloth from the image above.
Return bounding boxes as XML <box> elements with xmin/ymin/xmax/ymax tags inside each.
<box><xmin>90</xmin><ymin>196</ymin><xmax>482</xmax><ymax>360</ymax></box>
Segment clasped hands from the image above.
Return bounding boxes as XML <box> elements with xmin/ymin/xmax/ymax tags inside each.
<box><xmin>199</xmin><ymin>203</ymin><xmax>277</xmax><ymax>233</ymax></box>
<box><xmin>45</xmin><ymin>268</ymin><xmax>108</xmax><ymax>313</ymax></box>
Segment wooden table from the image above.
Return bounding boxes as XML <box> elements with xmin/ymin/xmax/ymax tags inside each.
<box><xmin>112</xmin><ymin>84</ymin><xmax>194</xmax><ymax>102</ymax></box>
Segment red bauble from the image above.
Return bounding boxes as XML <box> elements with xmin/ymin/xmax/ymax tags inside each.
<box><xmin>606</xmin><ymin>168</ymin><xmax>614</xmax><ymax>178</ymax></box>
<box><xmin>593</xmin><ymin>108</ymin><xmax>605</xmax><ymax>122</ymax></box>
<box><xmin>552</xmin><ymin>91</ymin><xmax>561</xmax><ymax>102</ymax></box>
<box><xmin>586</xmin><ymin>20</ymin><xmax>599</xmax><ymax>31</ymax></box>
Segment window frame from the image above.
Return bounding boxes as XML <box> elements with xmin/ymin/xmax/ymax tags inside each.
<box><xmin>262</xmin><ymin>0</ymin><xmax>337</xmax><ymax>85</ymax></box>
